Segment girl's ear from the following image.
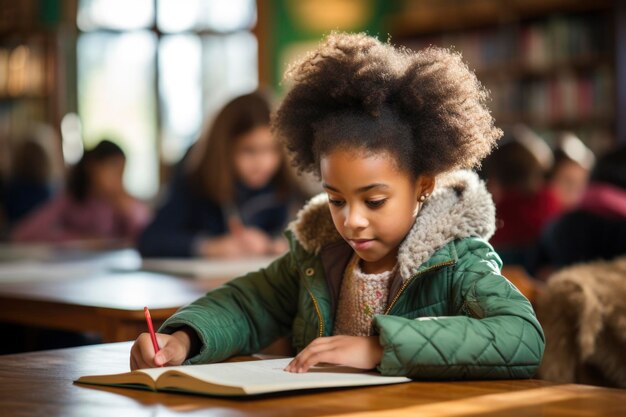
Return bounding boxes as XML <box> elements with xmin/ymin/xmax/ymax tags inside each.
<box><xmin>416</xmin><ymin>175</ymin><xmax>436</xmax><ymax>200</ymax></box>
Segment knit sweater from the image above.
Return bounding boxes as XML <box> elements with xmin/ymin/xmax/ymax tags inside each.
<box><xmin>333</xmin><ymin>255</ymin><xmax>395</xmax><ymax>336</ymax></box>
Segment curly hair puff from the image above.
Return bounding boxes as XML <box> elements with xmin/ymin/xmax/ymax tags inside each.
<box><xmin>272</xmin><ymin>32</ymin><xmax>502</xmax><ymax>179</ymax></box>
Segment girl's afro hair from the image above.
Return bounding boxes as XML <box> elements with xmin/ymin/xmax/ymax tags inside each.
<box><xmin>272</xmin><ymin>32</ymin><xmax>502</xmax><ymax>178</ymax></box>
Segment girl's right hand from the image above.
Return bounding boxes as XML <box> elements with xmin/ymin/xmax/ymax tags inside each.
<box><xmin>129</xmin><ymin>331</ymin><xmax>191</xmax><ymax>370</ymax></box>
<box><xmin>199</xmin><ymin>231</ymin><xmax>272</xmax><ymax>258</ymax></box>
<box><xmin>226</xmin><ymin>217</ymin><xmax>272</xmax><ymax>256</ymax></box>
<box><xmin>270</xmin><ymin>237</ymin><xmax>289</xmax><ymax>255</ymax></box>
<box><xmin>236</xmin><ymin>227</ymin><xmax>272</xmax><ymax>255</ymax></box>
<box><xmin>199</xmin><ymin>235</ymin><xmax>249</xmax><ymax>258</ymax></box>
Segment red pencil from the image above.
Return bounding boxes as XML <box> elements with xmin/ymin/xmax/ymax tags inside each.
<box><xmin>143</xmin><ymin>306</ymin><xmax>160</xmax><ymax>354</ymax></box>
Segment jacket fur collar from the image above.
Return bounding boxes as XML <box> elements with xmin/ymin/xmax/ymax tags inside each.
<box><xmin>288</xmin><ymin>170</ymin><xmax>496</xmax><ymax>280</ymax></box>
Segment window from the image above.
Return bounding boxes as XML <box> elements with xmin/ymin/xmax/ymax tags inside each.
<box><xmin>77</xmin><ymin>0</ymin><xmax>258</xmax><ymax>198</ymax></box>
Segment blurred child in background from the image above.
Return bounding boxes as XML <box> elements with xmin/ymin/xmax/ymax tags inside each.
<box><xmin>138</xmin><ymin>91</ymin><xmax>303</xmax><ymax>258</ymax></box>
<box><xmin>531</xmin><ymin>146</ymin><xmax>626</xmax><ymax>277</ymax></box>
<box><xmin>2</xmin><ymin>124</ymin><xmax>64</xmax><ymax>230</ymax></box>
<box><xmin>547</xmin><ymin>132</ymin><xmax>595</xmax><ymax>211</ymax></box>
<box><xmin>481</xmin><ymin>125</ymin><xmax>562</xmax><ymax>266</ymax></box>
<box><xmin>3</xmin><ymin>140</ymin><xmax>58</xmax><ymax>226</ymax></box>
<box><xmin>11</xmin><ymin>139</ymin><xmax>149</xmax><ymax>245</ymax></box>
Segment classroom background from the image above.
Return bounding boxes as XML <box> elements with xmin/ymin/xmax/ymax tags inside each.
<box><xmin>1</xmin><ymin>0</ymin><xmax>626</xmax><ymax>394</ymax></box>
<box><xmin>1</xmin><ymin>0</ymin><xmax>625</xmax><ymax>199</ymax></box>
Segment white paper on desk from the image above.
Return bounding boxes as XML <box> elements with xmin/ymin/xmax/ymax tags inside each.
<box><xmin>0</xmin><ymin>243</ymin><xmax>56</xmax><ymax>262</ymax></box>
<box><xmin>128</xmin><ymin>358</ymin><xmax>410</xmax><ymax>395</ymax></box>
<box><xmin>0</xmin><ymin>249</ymin><xmax>141</xmax><ymax>282</ymax></box>
<box><xmin>141</xmin><ymin>256</ymin><xmax>277</xmax><ymax>279</ymax></box>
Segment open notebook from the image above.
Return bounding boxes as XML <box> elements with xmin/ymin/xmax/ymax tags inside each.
<box><xmin>75</xmin><ymin>358</ymin><xmax>410</xmax><ymax>397</ymax></box>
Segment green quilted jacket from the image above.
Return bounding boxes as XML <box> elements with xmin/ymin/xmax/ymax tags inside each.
<box><xmin>161</xmin><ymin>171</ymin><xmax>545</xmax><ymax>379</ymax></box>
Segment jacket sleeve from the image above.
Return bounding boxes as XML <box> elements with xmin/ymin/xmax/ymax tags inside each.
<box><xmin>373</xmin><ymin>238</ymin><xmax>545</xmax><ymax>380</ymax></box>
<box><xmin>158</xmin><ymin>250</ymin><xmax>300</xmax><ymax>364</ymax></box>
<box><xmin>137</xmin><ymin>176</ymin><xmax>205</xmax><ymax>257</ymax></box>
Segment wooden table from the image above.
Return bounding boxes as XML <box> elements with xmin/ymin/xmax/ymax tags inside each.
<box><xmin>0</xmin><ymin>271</ymin><xmax>222</xmax><ymax>342</ymax></box>
<box><xmin>0</xmin><ymin>342</ymin><xmax>623</xmax><ymax>417</ymax></box>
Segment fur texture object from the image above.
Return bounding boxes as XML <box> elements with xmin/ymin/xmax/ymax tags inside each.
<box><xmin>537</xmin><ymin>257</ymin><xmax>626</xmax><ymax>388</ymax></box>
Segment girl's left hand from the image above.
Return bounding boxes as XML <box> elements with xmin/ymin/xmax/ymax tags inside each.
<box><xmin>284</xmin><ymin>336</ymin><xmax>383</xmax><ymax>373</ymax></box>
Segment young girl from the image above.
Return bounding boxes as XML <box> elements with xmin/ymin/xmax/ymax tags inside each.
<box><xmin>131</xmin><ymin>33</ymin><xmax>545</xmax><ymax>379</ymax></box>
<box><xmin>12</xmin><ymin>139</ymin><xmax>149</xmax><ymax>244</ymax></box>
<box><xmin>138</xmin><ymin>91</ymin><xmax>301</xmax><ymax>258</ymax></box>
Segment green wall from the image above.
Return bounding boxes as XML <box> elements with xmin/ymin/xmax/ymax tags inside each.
<box><xmin>267</xmin><ymin>0</ymin><xmax>399</xmax><ymax>90</ymax></box>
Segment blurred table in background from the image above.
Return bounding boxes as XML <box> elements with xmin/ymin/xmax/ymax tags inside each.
<box><xmin>0</xmin><ymin>270</ymin><xmax>212</xmax><ymax>342</ymax></box>
<box><xmin>0</xmin><ymin>244</ymin><xmax>142</xmax><ymax>282</ymax></box>
<box><xmin>141</xmin><ymin>255</ymin><xmax>276</xmax><ymax>278</ymax></box>
<box><xmin>0</xmin><ymin>244</ymin><xmax>275</xmax><ymax>343</ymax></box>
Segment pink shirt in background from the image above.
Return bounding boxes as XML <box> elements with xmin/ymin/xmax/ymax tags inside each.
<box><xmin>10</xmin><ymin>192</ymin><xmax>151</xmax><ymax>244</ymax></box>
<box><xmin>578</xmin><ymin>182</ymin><xmax>626</xmax><ymax>219</ymax></box>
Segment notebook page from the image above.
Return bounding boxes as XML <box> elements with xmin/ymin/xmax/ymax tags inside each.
<box><xmin>137</xmin><ymin>366</ymin><xmax>176</xmax><ymax>380</ymax></box>
<box><xmin>170</xmin><ymin>358</ymin><xmax>410</xmax><ymax>394</ymax></box>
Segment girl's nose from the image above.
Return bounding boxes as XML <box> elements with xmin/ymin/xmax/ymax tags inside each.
<box><xmin>344</xmin><ymin>206</ymin><xmax>368</xmax><ymax>229</ymax></box>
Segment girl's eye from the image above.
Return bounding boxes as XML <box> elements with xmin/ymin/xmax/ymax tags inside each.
<box><xmin>366</xmin><ymin>199</ymin><xmax>386</xmax><ymax>208</ymax></box>
<box><xmin>328</xmin><ymin>198</ymin><xmax>345</xmax><ymax>207</ymax></box>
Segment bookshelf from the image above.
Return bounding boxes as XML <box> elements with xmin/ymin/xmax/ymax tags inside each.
<box><xmin>0</xmin><ymin>0</ymin><xmax>76</xmax><ymax>179</ymax></box>
<box><xmin>386</xmin><ymin>0</ymin><xmax>623</xmax><ymax>153</ymax></box>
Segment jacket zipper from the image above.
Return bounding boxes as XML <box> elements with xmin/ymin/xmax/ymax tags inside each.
<box><xmin>305</xmin><ymin>286</ymin><xmax>324</xmax><ymax>337</ymax></box>
<box><xmin>383</xmin><ymin>260</ymin><xmax>456</xmax><ymax>315</ymax></box>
